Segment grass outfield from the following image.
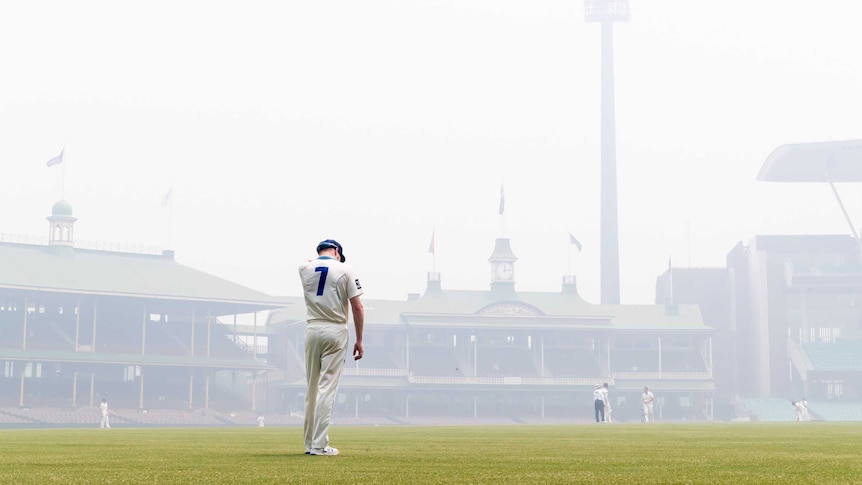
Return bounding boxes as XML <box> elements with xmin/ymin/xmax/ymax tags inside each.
<box><xmin>3</xmin><ymin>423</ymin><xmax>862</xmax><ymax>484</ymax></box>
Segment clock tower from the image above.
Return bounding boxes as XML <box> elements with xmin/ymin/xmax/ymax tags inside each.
<box><xmin>488</xmin><ymin>237</ymin><xmax>517</xmax><ymax>293</ymax></box>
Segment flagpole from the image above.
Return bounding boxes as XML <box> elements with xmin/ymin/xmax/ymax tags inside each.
<box><xmin>687</xmin><ymin>220</ymin><xmax>692</xmax><ymax>267</ymax></box>
<box><xmin>47</xmin><ymin>147</ymin><xmax>65</xmax><ymax>198</ymax></box>
<box><xmin>167</xmin><ymin>195</ymin><xmax>174</xmax><ymax>249</ymax></box>
<box><xmin>61</xmin><ymin>150</ymin><xmax>67</xmax><ymax>200</ymax></box>
<box><xmin>567</xmin><ymin>236</ymin><xmax>572</xmax><ymax>275</ymax></box>
<box><xmin>430</xmin><ymin>230</ymin><xmax>436</xmax><ymax>273</ymax></box>
<box><xmin>162</xmin><ymin>185</ymin><xmax>174</xmax><ymax>249</ymax></box>
<box><xmin>498</xmin><ymin>181</ymin><xmax>505</xmax><ymax>237</ymax></box>
<box><xmin>668</xmin><ymin>256</ymin><xmax>674</xmax><ymax>305</ymax></box>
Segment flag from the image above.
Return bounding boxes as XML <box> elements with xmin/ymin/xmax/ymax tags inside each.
<box><xmin>498</xmin><ymin>184</ymin><xmax>505</xmax><ymax>215</ymax></box>
<box><xmin>428</xmin><ymin>230</ymin><xmax>436</xmax><ymax>255</ymax></box>
<box><xmin>161</xmin><ymin>186</ymin><xmax>174</xmax><ymax>207</ymax></box>
<box><xmin>667</xmin><ymin>256</ymin><xmax>674</xmax><ymax>304</ymax></box>
<box><xmin>569</xmin><ymin>234</ymin><xmax>582</xmax><ymax>252</ymax></box>
<box><xmin>46</xmin><ymin>148</ymin><xmax>64</xmax><ymax>167</ymax></box>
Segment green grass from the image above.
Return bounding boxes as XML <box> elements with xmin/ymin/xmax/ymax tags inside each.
<box><xmin>2</xmin><ymin>423</ymin><xmax>862</xmax><ymax>484</ymax></box>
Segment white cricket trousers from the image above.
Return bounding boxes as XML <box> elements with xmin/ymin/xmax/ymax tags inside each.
<box><xmin>643</xmin><ymin>403</ymin><xmax>654</xmax><ymax>423</ymax></box>
<box><xmin>304</xmin><ymin>323</ymin><xmax>349</xmax><ymax>450</ymax></box>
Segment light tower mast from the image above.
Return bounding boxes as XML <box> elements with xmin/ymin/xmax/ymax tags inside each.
<box><xmin>586</xmin><ymin>0</ymin><xmax>628</xmax><ymax>304</ymax></box>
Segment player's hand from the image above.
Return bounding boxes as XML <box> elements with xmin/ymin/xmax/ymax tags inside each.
<box><xmin>353</xmin><ymin>342</ymin><xmax>364</xmax><ymax>360</ymax></box>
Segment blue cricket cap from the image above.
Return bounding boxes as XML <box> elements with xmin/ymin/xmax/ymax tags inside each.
<box><xmin>316</xmin><ymin>239</ymin><xmax>345</xmax><ymax>262</ymax></box>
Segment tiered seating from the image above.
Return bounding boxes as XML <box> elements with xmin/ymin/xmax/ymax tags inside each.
<box><xmin>543</xmin><ymin>350</ymin><xmax>601</xmax><ymax>377</ymax></box>
<box><xmin>121</xmin><ymin>409</ymin><xmax>223</xmax><ymax>426</ymax></box>
<box><xmin>26</xmin><ymin>315</ymin><xmax>76</xmax><ymax>351</ymax></box>
<box><xmin>21</xmin><ymin>407</ymin><xmax>102</xmax><ymax>424</ymax></box>
<box><xmin>0</xmin><ymin>406</ymin><xmax>309</xmax><ymax>427</ymax></box>
<box><xmin>806</xmin><ymin>401</ymin><xmax>862</xmax><ymax>421</ymax></box>
<box><xmin>332</xmin><ymin>415</ymin><xmax>405</xmax><ymax>426</ymax></box>
<box><xmin>610</xmin><ymin>349</ymin><xmax>659</xmax><ymax>372</ymax></box>
<box><xmin>661</xmin><ymin>350</ymin><xmax>707</xmax><ymax>372</ymax></box>
<box><xmin>355</xmin><ymin>347</ymin><xmax>402</xmax><ymax>370</ymax></box>
<box><xmin>0</xmin><ymin>409</ymin><xmax>37</xmax><ymax>424</ymax></box>
<box><xmin>803</xmin><ymin>343</ymin><xmax>862</xmax><ymax>371</ymax></box>
<box><xmin>0</xmin><ymin>380</ymin><xmax>21</xmax><ymax>407</ymax></box>
<box><xmin>740</xmin><ymin>396</ymin><xmax>797</xmax><ymax>422</ymax></box>
<box><xmin>98</xmin><ymin>320</ymin><xmax>143</xmax><ymax>354</ymax></box>
<box><xmin>408</xmin><ymin>346</ymin><xmax>462</xmax><ymax>376</ymax></box>
<box><xmin>476</xmin><ymin>347</ymin><xmax>538</xmax><ymax>377</ymax></box>
<box><xmin>144</xmin><ymin>323</ymin><xmax>188</xmax><ymax>356</ymax></box>
<box><xmin>210</xmin><ymin>333</ymin><xmax>255</xmax><ymax>359</ymax></box>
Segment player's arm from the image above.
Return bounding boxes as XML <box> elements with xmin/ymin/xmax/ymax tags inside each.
<box><xmin>350</xmin><ymin>295</ymin><xmax>364</xmax><ymax>360</ymax></box>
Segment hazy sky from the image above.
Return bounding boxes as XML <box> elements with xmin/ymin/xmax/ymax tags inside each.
<box><xmin>2</xmin><ymin>1</ymin><xmax>861</xmax><ymax>305</ymax></box>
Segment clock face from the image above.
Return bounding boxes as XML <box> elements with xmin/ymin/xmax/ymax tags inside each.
<box><xmin>495</xmin><ymin>263</ymin><xmax>514</xmax><ymax>280</ymax></box>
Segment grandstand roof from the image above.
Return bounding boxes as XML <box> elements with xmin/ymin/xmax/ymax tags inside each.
<box><xmin>757</xmin><ymin>139</ymin><xmax>862</xmax><ymax>182</ymax></box>
<box><xmin>269</xmin><ymin>288</ymin><xmax>710</xmax><ymax>331</ymax></box>
<box><xmin>0</xmin><ymin>347</ymin><xmax>274</xmax><ymax>370</ymax></box>
<box><xmin>0</xmin><ymin>241</ymin><xmax>288</xmax><ymax>314</ymax></box>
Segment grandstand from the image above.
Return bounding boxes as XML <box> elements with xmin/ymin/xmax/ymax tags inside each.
<box><xmin>267</xmin><ymin>240</ymin><xmax>717</xmax><ymax>423</ymax></box>
<box><xmin>676</xmin><ymin>139</ymin><xmax>862</xmax><ymax>421</ymax></box>
<box><xmin>737</xmin><ymin>397</ymin><xmax>798</xmax><ymax>422</ymax></box>
<box><xmin>0</xmin><ymin>200</ymin><xmax>288</xmax><ymax>427</ymax></box>
<box><xmin>15</xmin><ymin>155</ymin><xmax>862</xmax><ymax>426</ymax></box>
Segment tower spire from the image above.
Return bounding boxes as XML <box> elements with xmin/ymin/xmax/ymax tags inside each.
<box><xmin>586</xmin><ymin>0</ymin><xmax>628</xmax><ymax>304</ymax></box>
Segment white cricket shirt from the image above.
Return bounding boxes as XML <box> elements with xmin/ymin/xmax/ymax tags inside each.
<box><xmin>299</xmin><ymin>256</ymin><xmax>363</xmax><ymax>324</ymax></box>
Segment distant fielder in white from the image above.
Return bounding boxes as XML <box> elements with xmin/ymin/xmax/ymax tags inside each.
<box><xmin>299</xmin><ymin>239</ymin><xmax>364</xmax><ymax>456</ymax></box>
<box><xmin>99</xmin><ymin>398</ymin><xmax>110</xmax><ymax>429</ymax></box>
<box><xmin>793</xmin><ymin>400</ymin><xmax>811</xmax><ymax>422</ymax></box>
<box><xmin>602</xmin><ymin>383</ymin><xmax>612</xmax><ymax>423</ymax></box>
<box><xmin>641</xmin><ymin>386</ymin><xmax>655</xmax><ymax>423</ymax></box>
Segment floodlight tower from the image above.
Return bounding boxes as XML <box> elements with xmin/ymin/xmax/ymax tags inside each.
<box><xmin>586</xmin><ymin>0</ymin><xmax>628</xmax><ymax>304</ymax></box>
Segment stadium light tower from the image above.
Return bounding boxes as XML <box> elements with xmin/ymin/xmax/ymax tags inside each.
<box><xmin>586</xmin><ymin>0</ymin><xmax>628</xmax><ymax>304</ymax></box>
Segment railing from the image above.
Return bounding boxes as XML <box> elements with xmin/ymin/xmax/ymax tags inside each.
<box><xmin>226</xmin><ymin>336</ymin><xmax>268</xmax><ymax>357</ymax></box>
<box><xmin>342</xmin><ymin>367</ymin><xmax>712</xmax><ymax>383</ymax></box>
<box><xmin>344</xmin><ymin>368</ymin><xmax>408</xmax><ymax>377</ymax></box>
<box><xmin>0</xmin><ymin>233</ymin><xmax>162</xmax><ymax>255</ymax></box>
<box><xmin>409</xmin><ymin>375</ymin><xmax>601</xmax><ymax>386</ymax></box>
<box><xmin>611</xmin><ymin>371</ymin><xmax>711</xmax><ymax>380</ymax></box>
<box><xmin>344</xmin><ymin>368</ymin><xmax>594</xmax><ymax>384</ymax></box>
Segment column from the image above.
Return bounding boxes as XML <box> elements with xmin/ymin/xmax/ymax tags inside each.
<box><xmin>91</xmin><ymin>299</ymin><xmax>98</xmax><ymax>351</ymax></box>
<box><xmin>204</xmin><ymin>374</ymin><xmax>210</xmax><ymax>412</ymax></box>
<box><xmin>206</xmin><ymin>313</ymin><xmax>212</xmax><ymax>358</ymax></box>
<box><xmin>251</xmin><ymin>372</ymin><xmax>257</xmax><ymax>411</ymax></box>
<box><xmin>658</xmin><ymin>337</ymin><xmax>663</xmax><ymax>377</ymax></box>
<box><xmin>188</xmin><ymin>375</ymin><xmax>194</xmax><ymax>410</ymax></box>
<box><xmin>72</xmin><ymin>371</ymin><xmax>79</xmax><ymax>407</ymax></box>
<box><xmin>74</xmin><ymin>299</ymin><xmax>80</xmax><ymax>351</ymax></box>
<box><xmin>21</xmin><ymin>298</ymin><xmax>29</xmax><ymax>350</ymax></box>
<box><xmin>141</xmin><ymin>307</ymin><xmax>147</xmax><ymax>355</ymax></box>
<box><xmin>18</xmin><ymin>371</ymin><xmax>25</xmax><ymax>407</ymax></box>
<box><xmin>138</xmin><ymin>372</ymin><xmax>145</xmax><ymax>410</ymax></box>
<box><xmin>190</xmin><ymin>306</ymin><xmax>196</xmax><ymax>357</ymax></box>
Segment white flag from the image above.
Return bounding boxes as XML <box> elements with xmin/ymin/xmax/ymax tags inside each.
<box><xmin>161</xmin><ymin>186</ymin><xmax>174</xmax><ymax>207</ymax></box>
<box><xmin>46</xmin><ymin>148</ymin><xmax>64</xmax><ymax>167</ymax></box>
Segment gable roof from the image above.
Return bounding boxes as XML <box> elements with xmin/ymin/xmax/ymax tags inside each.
<box><xmin>269</xmin><ymin>287</ymin><xmax>709</xmax><ymax>332</ymax></box>
<box><xmin>0</xmin><ymin>242</ymin><xmax>285</xmax><ymax>313</ymax></box>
